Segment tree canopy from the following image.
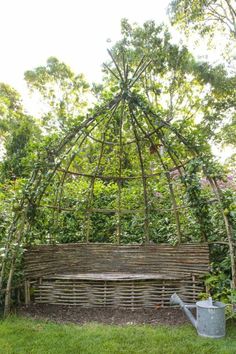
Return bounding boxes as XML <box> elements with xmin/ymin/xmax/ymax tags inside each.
<box><xmin>0</xmin><ymin>20</ymin><xmax>235</xmax><ymax>315</ymax></box>
<box><xmin>169</xmin><ymin>0</ymin><xmax>236</xmax><ymax>155</ymax></box>
<box><xmin>169</xmin><ymin>0</ymin><xmax>236</xmax><ymax>39</ymax></box>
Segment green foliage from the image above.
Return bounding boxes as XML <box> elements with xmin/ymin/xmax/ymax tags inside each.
<box><xmin>182</xmin><ymin>159</ymin><xmax>212</xmax><ymax>241</ymax></box>
<box><xmin>204</xmin><ymin>269</ymin><xmax>236</xmax><ymax>319</ymax></box>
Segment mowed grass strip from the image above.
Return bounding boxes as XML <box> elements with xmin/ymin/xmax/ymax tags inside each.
<box><xmin>0</xmin><ymin>317</ymin><xmax>235</xmax><ymax>354</ymax></box>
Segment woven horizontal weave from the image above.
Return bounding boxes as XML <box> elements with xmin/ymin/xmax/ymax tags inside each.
<box><xmin>23</xmin><ymin>243</ymin><xmax>209</xmax><ymax>308</ymax></box>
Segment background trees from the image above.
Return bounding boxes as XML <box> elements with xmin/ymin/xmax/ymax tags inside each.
<box><xmin>0</xmin><ymin>84</ymin><xmax>41</xmax><ymax>181</ymax></box>
<box><xmin>169</xmin><ymin>0</ymin><xmax>236</xmax><ymax>154</ymax></box>
<box><xmin>169</xmin><ymin>0</ymin><xmax>236</xmax><ymax>39</ymax></box>
<box><xmin>0</xmin><ymin>20</ymin><xmax>235</xmax><ymax>303</ymax></box>
<box><xmin>24</xmin><ymin>57</ymin><xmax>90</xmax><ymax>132</ymax></box>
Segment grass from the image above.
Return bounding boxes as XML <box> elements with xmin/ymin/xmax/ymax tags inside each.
<box><xmin>0</xmin><ymin>317</ymin><xmax>235</xmax><ymax>354</ymax></box>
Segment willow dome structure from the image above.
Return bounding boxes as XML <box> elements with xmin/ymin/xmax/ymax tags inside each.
<box><xmin>1</xmin><ymin>51</ymin><xmax>235</xmax><ymax>315</ymax></box>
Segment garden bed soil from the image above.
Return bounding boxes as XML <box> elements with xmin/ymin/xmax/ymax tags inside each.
<box><xmin>18</xmin><ymin>304</ymin><xmax>189</xmax><ymax>326</ymax></box>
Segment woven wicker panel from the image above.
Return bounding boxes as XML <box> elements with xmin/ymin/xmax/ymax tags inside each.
<box><xmin>32</xmin><ymin>277</ymin><xmax>204</xmax><ymax>309</ymax></box>
<box><xmin>24</xmin><ymin>243</ymin><xmax>210</xmax><ymax>279</ymax></box>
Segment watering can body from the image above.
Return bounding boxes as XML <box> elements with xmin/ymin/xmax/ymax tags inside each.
<box><xmin>170</xmin><ymin>293</ymin><xmax>226</xmax><ymax>338</ymax></box>
<box><xmin>196</xmin><ymin>299</ymin><xmax>226</xmax><ymax>338</ymax></box>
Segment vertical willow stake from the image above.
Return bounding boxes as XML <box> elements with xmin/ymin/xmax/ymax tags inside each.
<box><xmin>54</xmin><ymin>119</ymin><xmax>106</xmax><ymax>242</ymax></box>
<box><xmin>129</xmin><ymin>109</ymin><xmax>149</xmax><ymax>243</ymax></box>
<box><xmin>138</xmin><ymin>102</ymin><xmax>189</xmax><ymax>179</ymax></box>
<box><xmin>85</xmin><ymin>134</ymin><xmax>106</xmax><ymax>243</ymax></box>
<box><xmin>84</xmin><ymin>100</ymin><xmax>121</xmax><ymax>242</ymax></box>
<box><xmin>0</xmin><ymin>214</ymin><xmax>20</xmax><ymax>291</ymax></box>
<box><xmin>152</xmin><ymin>146</ymin><xmax>182</xmax><ymax>244</ymax></box>
<box><xmin>166</xmin><ymin>171</ymin><xmax>182</xmax><ymax>243</ymax></box>
<box><xmin>4</xmin><ymin>210</ymin><xmax>29</xmax><ymax>317</ymax></box>
<box><xmin>130</xmin><ymin>106</ymin><xmax>182</xmax><ymax>243</ymax></box>
<box><xmin>0</xmin><ymin>165</ymin><xmax>40</xmax><ymax>291</ymax></box>
<box><xmin>208</xmin><ymin>177</ymin><xmax>236</xmax><ymax>289</ymax></box>
<box><xmin>116</xmin><ymin>102</ymin><xmax>124</xmax><ymax>244</ymax></box>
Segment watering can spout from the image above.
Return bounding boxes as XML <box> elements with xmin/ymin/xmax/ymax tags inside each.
<box><xmin>170</xmin><ymin>293</ymin><xmax>197</xmax><ymax>328</ymax></box>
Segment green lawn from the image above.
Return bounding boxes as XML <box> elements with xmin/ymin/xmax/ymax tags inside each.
<box><xmin>0</xmin><ymin>317</ymin><xmax>235</xmax><ymax>354</ymax></box>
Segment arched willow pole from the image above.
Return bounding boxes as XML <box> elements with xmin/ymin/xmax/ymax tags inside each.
<box><xmin>1</xmin><ymin>51</ymin><xmax>235</xmax><ymax>316</ymax></box>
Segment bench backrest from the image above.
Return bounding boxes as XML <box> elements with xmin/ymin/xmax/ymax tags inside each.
<box><xmin>24</xmin><ymin>243</ymin><xmax>209</xmax><ymax>279</ymax></box>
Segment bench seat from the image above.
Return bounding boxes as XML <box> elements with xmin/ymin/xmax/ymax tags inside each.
<box><xmin>44</xmin><ymin>272</ymin><xmax>180</xmax><ymax>281</ymax></box>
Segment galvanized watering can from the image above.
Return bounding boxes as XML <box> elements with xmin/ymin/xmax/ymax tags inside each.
<box><xmin>170</xmin><ymin>293</ymin><xmax>226</xmax><ymax>338</ymax></box>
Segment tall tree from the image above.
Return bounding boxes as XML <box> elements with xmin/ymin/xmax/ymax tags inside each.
<box><xmin>24</xmin><ymin>57</ymin><xmax>90</xmax><ymax>132</ymax></box>
<box><xmin>169</xmin><ymin>0</ymin><xmax>236</xmax><ymax>40</ymax></box>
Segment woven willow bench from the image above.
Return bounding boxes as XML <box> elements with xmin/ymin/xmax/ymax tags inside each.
<box><xmin>23</xmin><ymin>243</ymin><xmax>209</xmax><ymax>309</ymax></box>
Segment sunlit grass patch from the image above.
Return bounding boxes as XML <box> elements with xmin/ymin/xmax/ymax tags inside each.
<box><xmin>0</xmin><ymin>316</ymin><xmax>235</xmax><ymax>354</ymax></box>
